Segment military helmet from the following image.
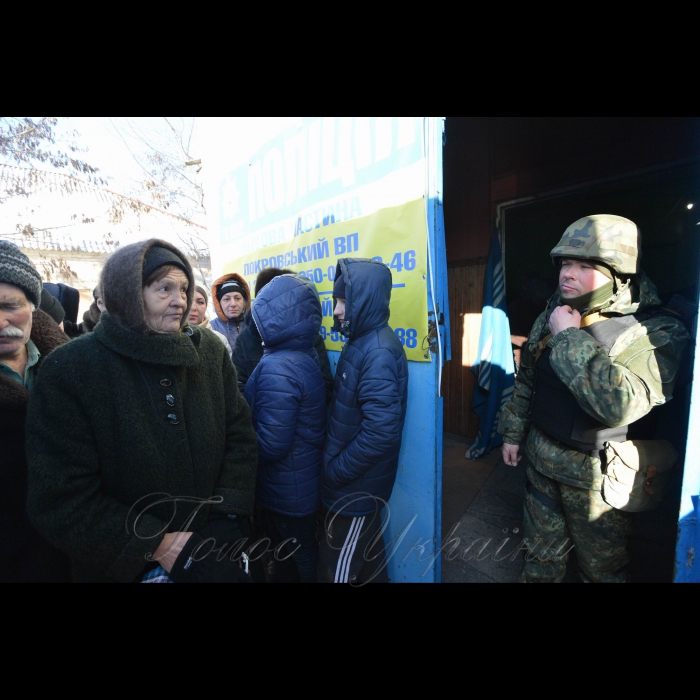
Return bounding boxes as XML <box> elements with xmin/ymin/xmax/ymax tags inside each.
<box><xmin>550</xmin><ymin>214</ymin><xmax>640</xmax><ymax>275</ymax></box>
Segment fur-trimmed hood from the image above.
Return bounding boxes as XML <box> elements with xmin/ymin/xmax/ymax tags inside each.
<box><xmin>100</xmin><ymin>239</ymin><xmax>194</xmax><ymax>335</ymax></box>
<box><xmin>211</xmin><ymin>273</ymin><xmax>251</xmax><ymax>323</ymax></box>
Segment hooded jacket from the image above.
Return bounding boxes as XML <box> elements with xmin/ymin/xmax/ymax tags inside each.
<box><xmin>244</xmin><ymin>274</ymin><xmax>326</xmax><ymax>517</ymax></box>
<box><xmin>210</xmin><ymin>273</ymin><xmax>251</xmax><ymax>352</ymax></box>
<box><xmin>0</xmin><ymin>309</ymin><xmax>71</xmax><ymax>582</ymax></box>
<box><xmin>323</xmin><ymin>258</ymin><xmax>409</xmax><ymax>516</ymax></box>
<box><xmin>498</xmin><ymin>271</ymin><xmax>689</xmax><ymax>491</ymax></box>
<box><xmin>25</xmin><ymin>239</ymin><xmax>258</xmax><ymax>583</ymax></box>
<box><xmin>233</xmin><ymin>313</ymin><xmax>335</xmax><ymax>403</ymax></box>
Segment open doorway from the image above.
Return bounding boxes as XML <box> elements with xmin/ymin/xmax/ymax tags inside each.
<box><xmin>500</xmin><ymin>163</ymin><xmax>700</xmax><ymax>582</ymax></box>
<box><xmin>441</xmin><ymin>117</ymin><xmax>700</xmax><ymax>582</ymax></box>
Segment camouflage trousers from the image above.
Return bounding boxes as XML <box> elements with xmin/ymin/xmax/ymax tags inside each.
<box><xmin>520</xmin><ymin>462</ymin><xmax>634</xmax><ymax>583</ymax></box>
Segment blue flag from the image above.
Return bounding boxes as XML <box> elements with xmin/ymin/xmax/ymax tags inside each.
<box><xmin>465</xmin><ymin>228</ymin><xmax>515</xmax><ymax>461</ymax></box>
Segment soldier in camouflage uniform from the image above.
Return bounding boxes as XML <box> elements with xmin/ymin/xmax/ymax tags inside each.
<box><xmin>497</xmin><ymin>215</ymin><xmax>689</xmax><ymax>583</ymax></box>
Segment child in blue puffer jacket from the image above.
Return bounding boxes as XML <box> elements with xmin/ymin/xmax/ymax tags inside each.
<box><xmin>318</xmin><ymin>258</ymin><xmax>409</xmax><ymax>584</ymax></box>
<box><xmin>244</xmin><ymin>273</ymin><xmax>327</xmax><ymax>583</ymax></box>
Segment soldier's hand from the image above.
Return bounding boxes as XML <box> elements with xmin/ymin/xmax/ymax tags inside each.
<box><xmin>502</xmin><ymin>443</ymin><xmax>522</xmax><ymax>468</ymax></box>
<box><xmin>549</xmin><ymin>305</ymin><xmax>581</xmax><ymax>336</ymax></box>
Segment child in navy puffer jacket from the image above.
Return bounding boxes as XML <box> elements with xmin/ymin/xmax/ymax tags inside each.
<box><xmin>244</xmin><ymin>273</ymin><xmax>327</xmax><ymax>583</ymax></box>
<box><xmin>319</xmin><ymin>258</ymin><xmax>409</xmax><ymax>584</ymax></box>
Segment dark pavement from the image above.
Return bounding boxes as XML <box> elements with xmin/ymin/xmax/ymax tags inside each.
<box><xmin>440</xmin><ymin>433</ymin><xmax>682</xmax><ymax>583</ymax></box>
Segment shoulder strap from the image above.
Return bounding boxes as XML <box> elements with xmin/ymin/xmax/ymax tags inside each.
<box><xmin>534</xmin><ymin>312</ymin><xmax>608</xmax><ymax>364</ymax></box>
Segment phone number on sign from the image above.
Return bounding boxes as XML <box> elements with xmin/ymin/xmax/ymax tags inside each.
<box><xmin>320</xmin><ymin>326</ymin><xmax>418</xmax><ymax>348</ymax></box>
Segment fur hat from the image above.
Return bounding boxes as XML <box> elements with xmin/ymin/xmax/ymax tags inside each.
<box><xmin>0</xmin><ymin>240</ymin><xmax>42</xmax><ymax>308</ymax></box>
<box><xmin>255</xmin><ymin>267</ymin><xmax>294</xmax><ymax>296</ymax></box>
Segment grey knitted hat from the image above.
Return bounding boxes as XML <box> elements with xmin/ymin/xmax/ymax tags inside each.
<box><xmin>0</xmin><ymin>240</ymin><xmax>42</xmax><ymax>308</ymax></box>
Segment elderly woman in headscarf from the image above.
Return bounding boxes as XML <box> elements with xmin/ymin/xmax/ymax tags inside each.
<box><xmin>188</xmin><ymin>284</ymin><xmax>232</xmax><ymax>357</ymax></box>
<box><xmin>25</xmin><ymin>239</ymin><xmax>259</xmax><ymax>583</ymax></box>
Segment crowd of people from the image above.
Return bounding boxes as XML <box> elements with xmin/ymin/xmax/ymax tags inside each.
<box><xmin>2</xmin><ymin>211</ymin><xmax>691</xmax><ymax>585</ymax></box>
<box><xmin>0</xmin><ymin>237</ymin><xmax>408</xmax><ymax>584</ymax></box>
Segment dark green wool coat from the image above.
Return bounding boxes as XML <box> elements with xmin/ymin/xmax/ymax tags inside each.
<box><xmin>25</xmin><ymin>313</ymin><xmax>259</xmax><ymax>583</ymax></box>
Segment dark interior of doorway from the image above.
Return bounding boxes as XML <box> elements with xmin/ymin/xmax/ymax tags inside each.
<box><xmin>502</xmin><ymin>163</ymin><xmax>700</xmax><ymax>582</ymax></box>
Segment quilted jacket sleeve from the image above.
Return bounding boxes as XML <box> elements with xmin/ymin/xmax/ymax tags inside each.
<box><xmin>314</xmin><ymin>333</ymin><xmax>335</xmax><ymax>405</ymax></box>
<box><xmin>324</xmin><ymin>346</ymin><xmax>404</xmax><ymax>489</ymax></box>
<box><xmin>247</xmin><ymin>359</ymin><xmax>300</xmax><ymax>464</ymax></box>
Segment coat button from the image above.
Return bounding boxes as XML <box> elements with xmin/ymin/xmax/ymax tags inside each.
<box><xmin>168</xmin><ymin>414</ymin><xmax>180</xmax><ymax>425</ymax></box>
<box><xmin>160</xmin><ymin>380</ymin><xmax>172</xmax><ymax>387</ymax></box>
<box><xmin>166</xmin><ymin>394</ymin><xmax>175</xmax><ymax>407</ymax></box>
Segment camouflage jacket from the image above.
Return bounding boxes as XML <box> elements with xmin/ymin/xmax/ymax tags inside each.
<box><xmin>497</xmin><ymin>271</ymin><xmax>690</xmax><ymax>490</ymax></box>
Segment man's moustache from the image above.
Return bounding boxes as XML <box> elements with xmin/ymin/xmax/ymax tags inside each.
<box><xmin>0</xmin><ymin>327</ymin><xmax>25</xmax><ymax>338</ymax></box>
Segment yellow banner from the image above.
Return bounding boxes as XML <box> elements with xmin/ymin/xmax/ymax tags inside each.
<box><xmin>223</xmin><ymin>198</ymin><xmax>431</xmax><ymax>362</ymax></box>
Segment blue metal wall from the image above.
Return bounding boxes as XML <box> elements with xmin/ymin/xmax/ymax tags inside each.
<box><xmin>675</xmin><ymin>316</ymin><xmax>700</xmax><ymax>582</ymax></box>
<box><xmin>324</xmin><ymin>118</ymin><xmax>449</xmax><ymax>584</ymax></box>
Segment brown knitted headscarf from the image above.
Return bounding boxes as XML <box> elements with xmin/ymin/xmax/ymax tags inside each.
<box><xmin>100</xmin><ymin>239</ymin><xmax>195</xmax><ymax>335</ymax></box>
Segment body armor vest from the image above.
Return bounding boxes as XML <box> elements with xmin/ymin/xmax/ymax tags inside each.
<box><xmin>529</xmin><ymin>315</ymin><xmax>640</xmax><ymax>452</ymax></box>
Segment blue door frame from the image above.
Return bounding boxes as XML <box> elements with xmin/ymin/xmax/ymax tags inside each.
<box><xmin>364</xmin><ymin>117</ymin><xmax>450</xmax><ymax>583</ymax></box>
<box><xmin>675</xmin><ymin>304</ymin><xmax>700</xmax><ymax>582</ymax></box>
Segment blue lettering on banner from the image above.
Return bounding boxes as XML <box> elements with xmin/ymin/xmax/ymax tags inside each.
<box><xmin>330</xmin><ymin>330</ymin><xmax>348</xmax><ymax>344</ymax></box>
<box><xmin>219</xmin><ymin>117</ymin><xmax>423</xmax><ymax>244</ymax></box>
<box><xmin>394</xmin><ymin>328</ymin><xmax>419</xmax><ymax>349</ymax></box>
<box><xmin>334</xmin><ymin>233</ymin><xmax>359</xmax><ymax>256</ymax></box>
<box><xmin>245</xmin><ymin>240</ymin><xmax>330</xmax><ymax>277</ymax></box>
<box><xmin>367</xmin><ymin>251</ymin><xmax>418</xmax><ymax>273</ymax></box>
<box><xmin>293</xmin><ymin>196</ymin><xmax>360</xmax><ymax>238</ymax></box>
<box><xmin>322</xmin><ymin>326</ymin><xmax>347</xmax><ymax>344</ymax></box>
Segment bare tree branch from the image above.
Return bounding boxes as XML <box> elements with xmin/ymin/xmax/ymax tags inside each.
<box><xmin>12</xmin><ymin>117</ymin><xmax>54</xmax><ymax>142</ymax></box>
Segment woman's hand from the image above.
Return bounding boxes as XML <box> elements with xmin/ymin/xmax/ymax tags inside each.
<box><xmin>153</xmin><ymin>532</ymin><xmax>194</xmax><ymax>573</ymax></box>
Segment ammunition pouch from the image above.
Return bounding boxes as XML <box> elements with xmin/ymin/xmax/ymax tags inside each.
<box><xmin>601</xmin><ymin>440</ymin><xmax>678</xmax><ymax>513</ymax></box>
